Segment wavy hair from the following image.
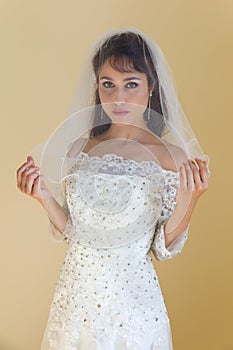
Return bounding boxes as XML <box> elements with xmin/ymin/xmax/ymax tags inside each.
<box><xmin>90</xmin><ymin>32</ymin><xmax>166</xmax><ymax>138</ymax></box>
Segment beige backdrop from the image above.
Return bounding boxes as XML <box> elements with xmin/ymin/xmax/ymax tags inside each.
<box><xmin>1</xmin><ymin>0</ymin><xmax>232</xmax><ymax>349</ymax></box>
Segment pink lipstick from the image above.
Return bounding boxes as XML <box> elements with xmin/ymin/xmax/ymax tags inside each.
<box><xmin>112</xmin><ymin>110</ymin><xmax>129</xmax><ymax>116</ymax></box>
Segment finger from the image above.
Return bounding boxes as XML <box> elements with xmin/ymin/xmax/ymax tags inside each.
<box><xmin>32</xmin><ymin>174</ymin><xmax>41</xmax><ymax>195</ymax></box>
<box><xmin>183</xmin><ymin>161</ymin><xmax>194</xmax><ymax>190</ymax></box>
<box><xmin>179</xmin><ymin>163</ymin><xmax>187</xmax><ymax>189</ymax></box>
<box><xmin>189</xmin><ymin>160</ymin><xmax>202</xmax><ymax>188</ymax></box>
<box><xmin>25</xmin><ymin>172</ymin><xmax>40</xmax><ymax>195</ymax></box>
<box><xmin>27</xmin><ymin>155</ymin><xmax>35</xmax><ymax>166</ymax></box>
<box><xmin>203</xmin><ymin>160</ymin><xmax>210</xmax><ymax>181</ymax></box>
<box><xmin>195</xmin><ymin>158</ymin><xmax>209</xmax><ymax>184</ymax></box>
<box><xmin>16</xmin><ymin>155</ymin><xmax>36</xmax><ymax>185</ymax></box>
<box><xmin>27</xmin><ymin>170</ymin><xmax>41</xmax><ymax>195</ymax></box>
<box><xmin>201</xmin><ymin>162</ymin><xmax>209</xmax><ymax>190</ymax></box>
<box><xmin>194</xmin><ymin>159</ymin><xmax>209</xmax><ymax>194</ymax></box>
<box><xmin>21</xmin><ymin>166</ymin><xmax>40</xmax><ymax>193</ymax></box>
<box><xmin>17</xmin><ymin>160</ymin><xmax>33</xmax><ymax>187</ymax></box>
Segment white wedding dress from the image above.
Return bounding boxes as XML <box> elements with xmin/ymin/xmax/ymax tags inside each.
<box><xmin>41</xmin><ymin>152</ymin><xmax>189</xmax><ymax>350</ymax></box>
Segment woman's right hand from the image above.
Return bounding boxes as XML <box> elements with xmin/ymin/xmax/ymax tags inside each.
<box><xmin>16</xmin><ymin>155</ymin><xmax>52</xmax><ymax>206</ymax></box>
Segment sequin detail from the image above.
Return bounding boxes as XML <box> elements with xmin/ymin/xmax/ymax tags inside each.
<box><xmin>45</xmin><ymin>152</ymin><xmax>189</xmax><ymax>350</ymax></box>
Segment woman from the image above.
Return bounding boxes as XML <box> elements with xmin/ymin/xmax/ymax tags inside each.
<box><xmin>16</xmin><ymin>28</ymin><xmax>209</xmax><ymax>349</ymax></box>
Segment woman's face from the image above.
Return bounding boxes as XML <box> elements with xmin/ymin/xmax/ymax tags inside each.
<box><xmin>98</xmin><ymin>58</ymin><xmax>152</xmax><ymax>121</ymax></box>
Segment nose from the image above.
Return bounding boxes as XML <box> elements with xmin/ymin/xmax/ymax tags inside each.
<box><xmin>113</xmin><ymin>87</ymin><xmax>126</xmax><ymax>105</ymax></box>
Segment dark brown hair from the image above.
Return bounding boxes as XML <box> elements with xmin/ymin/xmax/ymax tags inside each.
<box><xmin>90</xmin><ymin>32</ymin><xmax>165</xmax><ymax>137</ymax></box>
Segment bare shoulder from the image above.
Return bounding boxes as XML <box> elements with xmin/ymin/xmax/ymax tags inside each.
<box><xmin>149</xmin><ymin>141</ymin><xmax>188</xmax><ymax>172</ymax></box>
<box><xmin>168</xmin><ymin>143</ymin><xmax>188</xmax><ymax>167</ymax></box>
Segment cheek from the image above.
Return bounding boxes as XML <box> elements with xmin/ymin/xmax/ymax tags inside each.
<box><xmin>131</xmin><ymin>90</ymin><xmax>149</xmax><ymax>104</ymax></box>
<box><xmin>98</xmin><ymin>87</ymin><xmax>112</xmax><ymax>102</ymax></box>
<box><xmin>130</xmin><ymin>84</ymin><xmax>148</xmax><ymax>99</ymax></box>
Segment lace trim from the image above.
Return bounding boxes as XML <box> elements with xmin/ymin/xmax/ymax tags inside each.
<box><xmin>67</xmin><ymin>151</ymin><xmax>180</xmax><ymax>181</ymax></box>
<box><xmin>49</xmin><ymin>152</ymin><xmax>180</xmax><ymax>247</ymax></box>
<box><xmin>151</xmin><ymin>223</ymin><xmax>189</xmax><ymax>261</ymax></box>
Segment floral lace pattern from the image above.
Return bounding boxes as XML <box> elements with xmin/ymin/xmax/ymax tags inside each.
<box><xmin>43</xmin><ymin>152</ymin><xmax>189</xmax><ymax>350</ymax></box>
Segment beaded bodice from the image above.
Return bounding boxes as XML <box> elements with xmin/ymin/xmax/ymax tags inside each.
<box><xmin>62</xmin><ymin>152</ymin><xmax>180</xmax><ymax>248</ymax></box>
<box><xmin>45</xmin><ymin>152</ymin><xmax>188</xmax><ymax>350</ymax></box>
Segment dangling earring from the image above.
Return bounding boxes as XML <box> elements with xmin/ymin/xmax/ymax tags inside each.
<box><xmin>147</xmin><ymin>91</ymin><xmax>152</xmax><ymax>121</ymax></box>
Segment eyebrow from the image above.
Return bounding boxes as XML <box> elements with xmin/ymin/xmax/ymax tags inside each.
<box><xmin>99</xmin><ymin>76</ymin><xmax>142</xmax><ymax>81</ymax></box>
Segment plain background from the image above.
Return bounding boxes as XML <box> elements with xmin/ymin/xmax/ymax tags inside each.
<box><xmin>1</xmin><ymin>1</ymin><xmax>232</xmax><ymax>349</ymax></box>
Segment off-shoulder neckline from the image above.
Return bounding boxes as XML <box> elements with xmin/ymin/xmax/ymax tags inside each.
<box><xmin>79</xmin><ymin>151</ymin><xmax>179</xmax><ymax>175</ymax></box>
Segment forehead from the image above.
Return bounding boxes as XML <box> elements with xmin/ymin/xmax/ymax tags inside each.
<box><xmin>99</xmin><ymin>58</ymin><xmax>147</xmax><ymax>80</ymax></box>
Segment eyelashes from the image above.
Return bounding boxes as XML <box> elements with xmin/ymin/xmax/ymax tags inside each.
<box><xmin>102</xmin><ymin>81</ymin><xmax>139</xmax><ymax>89</ymax></box>
<box><xmin>102</xmin><ymin>81</ymin><xmax>114</xmax><ymax>88</ymax></box>
<box><xmin>125</xmin><ymin>82</ymin><xmax>138</xmax><ymax>88</ymax></box>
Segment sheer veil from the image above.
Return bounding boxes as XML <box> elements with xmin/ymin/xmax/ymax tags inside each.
<box><xmin>30</xmin><ymin>27</ymin><xmax>209</xmax><ymax>208</ymax></box>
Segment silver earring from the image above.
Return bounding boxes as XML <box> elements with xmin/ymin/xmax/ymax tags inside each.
<box><xmin>147</xmin><ymin>92</ymin><xmax>152</xmax><ymax>121</ymax></box>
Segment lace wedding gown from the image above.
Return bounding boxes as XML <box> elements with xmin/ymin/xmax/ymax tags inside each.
<box><xmin>41</xmin><ymin>152</ymin><xmax>189</xmax><ymax>350</ymax></box>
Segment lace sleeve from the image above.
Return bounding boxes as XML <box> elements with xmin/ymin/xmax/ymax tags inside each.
<box><xmin>150</xmin><ymin>171</ymin><xmax>189</xmax><ymax>261</ymax></box>
<box><xmin>47</xmin><ymin>199</ymin><xmax>74</xmax><ymax>243</ymax></box>
<box><xmin>47</xmin><ymin>176</ymin><xmax>75</xmax><ymax>243</ymax></box>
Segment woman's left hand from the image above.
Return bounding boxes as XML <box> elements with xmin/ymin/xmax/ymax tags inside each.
<box><xmin>190</xmin><ymin>158</ymin><xmax>210</xmax><ymax>201</ymax></box>
<box><xmin>176</xmin><ymin>158</ymin><xmax>210</xmax><ymax>208</ymax></box>
<box><xmin>161</xmin><ymin>157</ymin><xmax>210</xmax><ymax>243</ymax></box>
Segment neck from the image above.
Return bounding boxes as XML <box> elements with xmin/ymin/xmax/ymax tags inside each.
<box><xmin>103</xmin><ymin>121</ymin><xmax>149</xmax><ymax>141</ymax></box>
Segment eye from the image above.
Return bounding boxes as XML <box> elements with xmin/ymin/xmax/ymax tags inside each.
<box><xmin>102</xmin><ymin>81</ymin><xmax>114</xmax><ymax>88</ymax></box>
<box><xmin>126</xmin><ymin>82</ymin><xmax>138</xmax><ymax>88</ymax></box>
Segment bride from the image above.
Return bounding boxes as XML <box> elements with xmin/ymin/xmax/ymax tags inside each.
<box><xmin>16</xmin><ymin>28</ymin><xmax>209</xmax><ymax>349</ymax></box>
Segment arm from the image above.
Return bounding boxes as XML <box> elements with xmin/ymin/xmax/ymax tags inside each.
<box><xmin>38</xmin><ymin>195</ymin><xmax>68</xmax><ymax>233</ymax></box>
<box><xmin>151</xmin><ymin>157</ymin><xmax>209</xmax><ymax>261</ymax></box>
<box><xmin>16</xmin><ymin>155</ymin><xmax>73</xmax><ymax>243</ymax></box>
<box><xmin>163</xmin><ymin>157</ymin><xmax>209</xmax><ymax>248</ymax></box>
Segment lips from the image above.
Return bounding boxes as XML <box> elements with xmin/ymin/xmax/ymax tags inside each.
<box><xmin>112</xmin><ymin>110</ymin><xmax>130</xmax><ymax>116</ymax></box>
